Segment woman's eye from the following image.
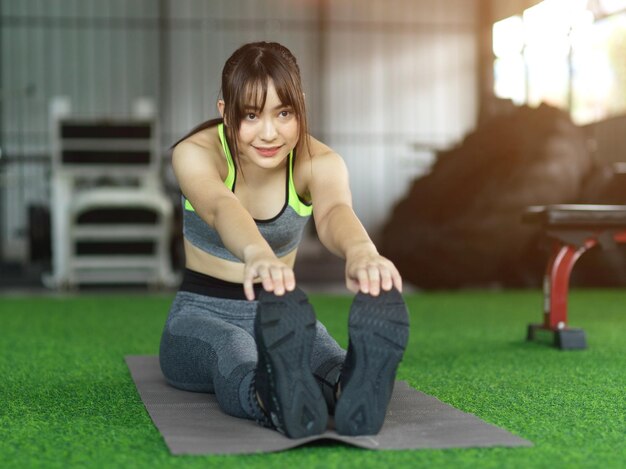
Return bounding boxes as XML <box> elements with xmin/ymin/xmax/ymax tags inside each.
<box><xmin>246</xmin><ymin>113</ymin><xmax>257</xmax><ymax>120</ymax></box>
<box><xmin>279</xmin><ymin>110</ymin><xmax>291</xmax><ymax>117</ymax></box>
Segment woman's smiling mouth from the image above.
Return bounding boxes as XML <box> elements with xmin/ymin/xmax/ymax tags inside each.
<box><xmin>253</xmin><ymin>145</ymin><xmax>283</xmax><ymax>157</ymax></box>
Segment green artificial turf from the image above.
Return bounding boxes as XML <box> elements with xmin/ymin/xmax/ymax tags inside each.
<box><xmin>1</xmin><ymin>289</ymin><xmax>625</xmax><ymax>468</ymax></box>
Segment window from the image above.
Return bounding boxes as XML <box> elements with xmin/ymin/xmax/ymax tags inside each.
<box><xmin>492</xmin><ymin>0</ymin><xmax>626</xmax><ymax>124</ymax></box>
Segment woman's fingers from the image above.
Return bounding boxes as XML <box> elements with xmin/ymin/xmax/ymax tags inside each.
<box><xmin>269</xmin><ymin>266</ymin><xmax>285</xmax><ymax>295</ymax></box>
<box><xmin>258</xmin><ymin>265</ymin><xmax>274</xmax><ymax>292</ymax></box>
<box><xmin>391</xmin><ymin>265</ymin><xmax>403</xmax><ymax>292</ymax></box>
<box><xmin>348</xmin><ymin>259</ymin><xmax>402</xmax><ymax>296</ymax></box>
<box><xmin>244</xmin><ymin>267</ymin><xmax>257</xmax><ymax>301</ymax></box>
<box><xmin>356</xmin><ymin>269</ymin><xmax>369</xmax><ymax>294</ymax></box>
<box><xmin>283</xmin><ymin>267</ymin><xmax>296</xmax><ymax>292</ymax></box>
<box><xmin>380</xmin><ymin>268</ymin><xmax>393</xmax><ymax>292</ymax></box>
<box><xmin>367</xmin><ymin>266</ymin><xmax>381</xmax><ymax>296</ymax></box>
<box><xmin>244</xmin><ymin>260</ymin><xmax>297</xmax><ymax>300</ymax></box>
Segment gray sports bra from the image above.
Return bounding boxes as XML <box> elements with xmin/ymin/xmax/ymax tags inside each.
<box><xmin>182</xmin><ymin>123</ymin><xmax>312</xmax><ymax>262</ymax></box>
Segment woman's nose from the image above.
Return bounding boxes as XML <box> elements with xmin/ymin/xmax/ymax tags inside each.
<box><xmin>260</xmin><ymin>119</ymin><xmax>278</xmax><ymax>141</ymax></box>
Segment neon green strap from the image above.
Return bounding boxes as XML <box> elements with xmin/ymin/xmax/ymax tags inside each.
<box><xmin>288</xmin><ymin>151</ymin><xmax>313</xmax><ymax>216</ymax></box>
<box><xmin>185</xmin><ymin>123</ymin><xmax>235</xmax><ymax>211</ymax></box>
<box><xmin>219</xmin><ymin>123</ymin><xmax>236</xmax><ymax>189</ymax></box>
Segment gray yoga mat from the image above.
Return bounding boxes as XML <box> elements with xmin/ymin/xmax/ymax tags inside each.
<box><xmin>126</xmin><ymin>355</ymin><xmax>532</xmax><ymax>454</ymax></box>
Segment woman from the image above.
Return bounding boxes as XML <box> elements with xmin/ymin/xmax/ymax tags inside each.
<box><xmin>159</xmin><ymin>41</ymin><xmax>409</xmax><ymax>439</ymax></box>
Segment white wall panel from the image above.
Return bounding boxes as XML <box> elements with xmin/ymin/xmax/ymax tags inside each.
<box><xmin>322</xmin><ymin>0</ymin><xmax>478</xmax><ymax>232</ymax></box>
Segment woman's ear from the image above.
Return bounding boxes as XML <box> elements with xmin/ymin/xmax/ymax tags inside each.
<box><xmin>217</xmin><ymin>100</ymin><xmax>227</xmax><ymax>125</ymax></box>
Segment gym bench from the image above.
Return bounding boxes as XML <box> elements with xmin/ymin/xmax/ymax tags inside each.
<box><xmin>523</xmin><ymin>204</ymin><xmax>626</xmax><ymax>349</ymax></box>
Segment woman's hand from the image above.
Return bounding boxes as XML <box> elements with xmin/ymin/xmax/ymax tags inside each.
<box><xmin>345</xmin><ymin>243</ymin><xmax>402</xmax><ymax>296</ymax></box>
<box><xmin>243</xmin><ymin>252</ymin><xmax>296</xmax><ymax>301</ymax></box>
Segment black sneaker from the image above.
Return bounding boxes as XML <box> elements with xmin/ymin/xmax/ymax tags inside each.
<box><xmin>334</xmin><ymin>288</ymin><xmax>410</xmax><ymax>436</ymax></box>
<box><xmin>253</xmin><ymin>288</ymin><xmax>328</xmax><ymax>438</ymax></box>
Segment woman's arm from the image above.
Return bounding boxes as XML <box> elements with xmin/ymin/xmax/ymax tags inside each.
<box><xmin>172</xmin><ymin>141</ymin><xmax>295</xmax><ymax>300</ymax></box>
<box><xmin>308</xmin><ymin>147</ymin><xmax>402</xmax><ymax>296</ymax></box>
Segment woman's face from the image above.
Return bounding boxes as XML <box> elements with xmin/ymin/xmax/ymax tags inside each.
<box><xmin>228</xmin><ymin>79</ymin><xmax>299</xmax><ymax>170</ymax></box>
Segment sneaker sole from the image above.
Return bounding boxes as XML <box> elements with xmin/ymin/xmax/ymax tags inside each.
<box><xmin>334</xmin><ymin>288</ymin><xmax>409</xmax><ymax>436</ymax></box>
<box><xmin>256</xmin><ymin>289</ymin><xmax>328</xmax><ymax>438</ymax></box>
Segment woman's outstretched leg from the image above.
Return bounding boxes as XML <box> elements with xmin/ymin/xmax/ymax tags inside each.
<box><xmin>159</xmin><ymin>292</ymin><xmax>260</xmax><ymax>419</ymax></box>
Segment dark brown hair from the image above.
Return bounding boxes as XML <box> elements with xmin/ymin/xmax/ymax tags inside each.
<box><xmin>173</xmin><ymin>42</ymin><xmax>310</xmax><ymax>166</ymax></box>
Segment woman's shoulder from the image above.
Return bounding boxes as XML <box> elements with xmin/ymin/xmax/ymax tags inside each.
<box><xmin>301</xmin><ymin>135</ymin><xmax>346</xmax><ymax>172</ymax></box>
<box><xmin>296</xmin><ymin>134</ymin><xmax>342</xmax><ymax>171</ymax></box>
<box><xmin>172</xmin><ymin>126</ymin><xmax>225</xmax><ymax>172</ymax></box>
<box><xmin>174</xmin><ymin>125</ymin><xmax>222</xmax><ymax>156</ymax></box>
<box><xmin>176</xmin><ymin>125</ymin><xmax>220</xmax><ymax>152</ymax></box>
<box><xmin>294</xmin><ymin>134</ymin><xmax>347</xmax><ymax>191</ymax></box>
<box><xmin>302</xmin><ymin>134</ymin><xmax>334</xmax><ymax>159</ymax></box>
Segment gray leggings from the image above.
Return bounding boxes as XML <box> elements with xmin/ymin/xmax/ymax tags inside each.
<box><xmin>159</xmin><ymin>291</ymin><xmax>346</xmax><ymax>420</ymax></box>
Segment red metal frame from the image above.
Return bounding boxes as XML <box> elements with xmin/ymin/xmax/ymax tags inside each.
<box><xmin>540</xmin><ymin>229</ymin><xmax>626</xmax><ymax>331</ymax></box>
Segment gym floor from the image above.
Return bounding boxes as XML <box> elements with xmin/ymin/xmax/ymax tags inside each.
<box><xmin>1</xmin><ymin>288</ymin><xmax>624</xmax><ymax>468</ymax></box>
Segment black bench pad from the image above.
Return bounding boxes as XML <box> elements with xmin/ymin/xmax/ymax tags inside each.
<box><xmin>523</xmin><ymin>205</ymin><xmax>626</xmax><ymax>228</ymax></box>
